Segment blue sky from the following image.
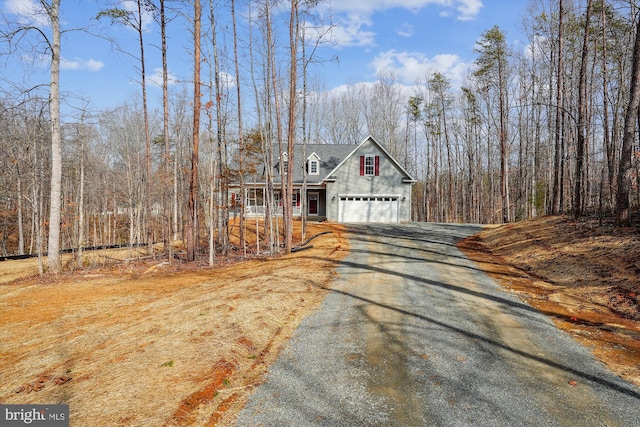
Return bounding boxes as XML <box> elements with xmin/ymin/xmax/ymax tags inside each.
<box><xmin>321</xmin><ymin>0</ymin><xmax>529</xmax><ymax>89</ymax></box>
<box><xmin>1</xmin><ymin>0</ymin><xmax>531</xmax><ymax>114</ymax></box>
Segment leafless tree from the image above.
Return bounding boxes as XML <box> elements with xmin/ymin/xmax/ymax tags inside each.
<box><xmin>186</xmin><ymin>0</ymin><xmax>202</xmax><ymax>261</ymax></box>
<box><xmin>616</xmin><ymin>3</ymin><xmax>640</xmax><ymax>225</ymax></box>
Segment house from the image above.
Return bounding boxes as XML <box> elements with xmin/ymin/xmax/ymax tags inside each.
<box><xmin>233</xmin><ymin>135</ymin><xmax>416</xmax><ymax>223</ymax></box>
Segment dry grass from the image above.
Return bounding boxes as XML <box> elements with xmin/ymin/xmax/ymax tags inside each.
<box><xmin>0</xmin><ymin>246</ymin><xmax>153</xmax><ymax>284</ymax></box>
<box><xmin>0</xmin><ymin>222</ymin><xmax>348</xmax><ymax>426</ymax></box>
<box><xmin>7</xmin><ymin>215</ymin><xmax>637</xmax><ymax>425</ymax></box>
<box><xmin>458</xmin><ymin>215</ymin><xmax>640</xmax><ymax>388</ymax></box>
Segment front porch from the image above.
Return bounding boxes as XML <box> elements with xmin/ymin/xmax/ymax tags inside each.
<box><xmin>239</xmin><ymin>188</ymin><xmax>327</xmax><ymax>220</ymax></box>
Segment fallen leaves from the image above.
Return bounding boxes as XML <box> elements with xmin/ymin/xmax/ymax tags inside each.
<box><xmin>16</xmin><ymin>375</ymin><xmax>72</xmax><ymax>394</ymax></box>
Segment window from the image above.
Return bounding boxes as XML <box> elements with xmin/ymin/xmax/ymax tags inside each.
<box><xmin>307</xmin><ymin>153</ymin><xmax>321</xmax><ymax>175</ymax></box>
<box><xmin>309</xmin><ymin>160</ymin><xmax>319</xmax><ymax>175</ymax></box>
<box><xmin>359</xmin><ymin>155</ymin><xmax>380</xmax><ymax>176</ymax></box>
<box><xmin>248</xmin><ymin>189</ymin><xmax>264</xmax><ymax>206</ymax></box>
<box><xmin>364</xmin><ymin>155</ymin><xmax>375</xmax><ymax>176</ymax></box>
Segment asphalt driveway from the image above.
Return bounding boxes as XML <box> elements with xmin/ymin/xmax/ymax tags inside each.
<box><xmin>237</xmin><ymin>223</ymin><xmax>640</xmax><ymax>426</ymax></box>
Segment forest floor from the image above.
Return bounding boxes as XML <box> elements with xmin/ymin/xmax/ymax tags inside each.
<box><xmin>458</xmin><ymin>215</ymin><xmax>640</xmax><ymax>389</ymax></box>
<box><xmin>1</xmin><ymin>216</ymin><xmax>639</xmax><ymax>426</ymax></box>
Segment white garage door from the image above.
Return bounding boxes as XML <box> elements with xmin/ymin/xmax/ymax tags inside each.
<box><xmin>338</xmin><ymin>196</ymin><xmax>399</xmax><ymax>223</ymax></box>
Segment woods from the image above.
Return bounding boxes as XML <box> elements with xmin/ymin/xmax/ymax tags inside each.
<box><xmin>1</xmin><ymin>0</ymin><xmax>639</xmax><ymax>268</ymax></box>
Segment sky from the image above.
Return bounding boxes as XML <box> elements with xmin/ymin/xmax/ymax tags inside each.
<box><xmin>0</xmin><ymin>0</ymin><xmax>532</xmax><ymax>116</ymax></box>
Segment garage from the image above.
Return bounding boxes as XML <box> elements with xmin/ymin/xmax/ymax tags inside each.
<box><xmin>338</xmin><ymin>195</ymin><xmax>399</xmax><ymax>223</ymax></box>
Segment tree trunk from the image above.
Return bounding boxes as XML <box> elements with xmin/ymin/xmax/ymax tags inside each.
<box><xmin>285</xmin><ymin>0</ymin><xmax>299</xmax><ymax>253</ymax></box>
<box><xmin>16</xmin><ymin>171</ymin><xmax>24</xmax><ymax>255</ymax></box>
<box><xmin>47</xmin><ymin>0</ymin><xmax>62</xmax><ymax>273</ymax></box>
<box><xmin>231</xmin><ymin>0</ymin><xmax>246</xmax><ymax>257</ymax></box>
<box><xmin>600</xmin><ymin>0</ymin><xmax>612</xmax><ymax>214</ymax></box>
<box><xmin>77</xmin><ymin>124</ymin><xmax>85</xmax><ymax>268</ymax></box>
<box><xmin>574</xmin><ymin>0</ymin><xmax>592</xmax><ymax>218</ymax></box>
<box><xmin>265</xmin><ymin>0</ymin><xmax>286</xmax><ymax>253</ymax></box>
<box><xmin>552</xmin><ymin>0</ymin><xmax>564</xmax><ymax>215</ymax></box>
<box><xmin>187</xmin><ymin>0</ymin><xmax>202</xmax><ymax>261</ymax></box>
<box><xmin>138</xmin><ymin>0</ymin><xmax>152</xmax><ymax>255</ymax></box>
<box><xmin>160</xmin><ymin>0</ymin><xmax>172</xmax><ymax>262</ymax></box>
<box><xmin>498</xmin><ymin>54</ymin><xmax>509</xmax><ymax>223</ymax></box>
<box><xmin>615</xmin><ymin>9</ymin><xmax>640</xmax><ymax>225</ymax></box>
<box><xmin>210</xmin><ymin>2</ymin><xmax>228</xmax><ymax>257</ymax></box>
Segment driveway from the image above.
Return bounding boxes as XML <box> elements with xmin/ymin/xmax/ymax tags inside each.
<box><xmin>236</xmin><ymin>223</ymin><xmax>640</xmax><ymax>426</ymax></box>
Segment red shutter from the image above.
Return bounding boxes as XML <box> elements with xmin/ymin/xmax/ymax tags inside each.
<box><xmin>296</xmin><ymin>193</ymin><xmax>300</xmax><ymax>206</ymax></box>
<box><xmin>374</xmin><ymin>156</ymin><xmax>380</xmax><ymax>176</ymax></box>
<box><xmin>359</xmin><ymin>156</ymin><xmax>365</xmax><ymax>176</ymax></box>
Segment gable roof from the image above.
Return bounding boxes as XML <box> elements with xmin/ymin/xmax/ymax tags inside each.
<box><xmin>236</xmin><ymin>135</ymin><xmax>416</xmax><ymax>184</ymax></box>
<box><xmin>326</xmin><ymin>135</ymin><xmax>417</xmax><ymax>183</ymax></box>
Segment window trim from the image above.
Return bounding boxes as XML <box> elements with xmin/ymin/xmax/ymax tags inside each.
<box><xmin>364</xmin><ymin>155</ymin><xmax>375</xmax><ymax>176</ymax></box>
<box><xmin>309</xmin><ymin>159</ymin><xmax>319</xmax><ymax>175</ymax></box>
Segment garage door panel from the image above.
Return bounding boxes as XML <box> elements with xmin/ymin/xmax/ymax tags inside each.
<box><xmin>338</xmin><ymin>196</ymin><xmax>398</xmax><ymax>223</ymax></box>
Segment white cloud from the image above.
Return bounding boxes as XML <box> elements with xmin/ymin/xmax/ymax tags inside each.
<box><xmin>316</xmin><ymin>0</ymin><xmax>482</xmax><ymax>48</ymax></box>
<box><xmin>61</xmin><ymin>58</ymin><xmax>104</xmax><ymax>71</ymax></box>
<box><xmin>219</xmin><ymin>71</ymin><xmax>237</xmax><ymax>91</ymax></box>
<box><xmin>4</xmin><ymin>0</ymin><xmax>50</xmax><ymax>27</ymax></box>
<box><xmin>146</xmin><ymin>67</ymin><xmax>178</xmax><ymax>87</ymax></box>
<box><xmin>123</xmin><ymin>0</ymin><xmax>155</xmax><ymax>31</ymax></box>
<box><xmin>456</xmin><ymin>0</ymin><xmax>483</xmax><ymax>22</ymax></box>
<box><xmin>370</xmin><ymin>50</ymin><xmax>471</xmax><ymax>89</ymax></box>
<box><xmin>320</xmin><ymin>0</ymin><xmax>483</xmax><ymax>21</ymax></box>
<box><xmin>397</xmin><ymin>23</ymin><xmax>414</xmax><ymax>38</ymax></box>
<box><xmin>322</xmin><ymin>14</ymin><xmax>376</xmax><ymax>48</ymax></box>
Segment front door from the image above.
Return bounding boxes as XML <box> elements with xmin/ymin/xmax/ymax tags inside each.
<box><xmin>308</xmin><ymin>193</ymin><xmax>318</xmax><ymax>215</ymax></box>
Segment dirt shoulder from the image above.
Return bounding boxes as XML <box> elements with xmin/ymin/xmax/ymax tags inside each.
<box><xmin>0</xmin><ymin>222</ymin><xmax>348</xmax><ymax>426</ymax></box>
<box><xmin>458</xmin><ymin>215</ymin><xmax>640</xmax><ymax>388</ymax></box>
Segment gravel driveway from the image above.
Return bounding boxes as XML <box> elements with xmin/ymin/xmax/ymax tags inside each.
<box><xmin>236</xmin><ymin>223</ymin><xmax>640</xmax><ymax>426</ymax></box>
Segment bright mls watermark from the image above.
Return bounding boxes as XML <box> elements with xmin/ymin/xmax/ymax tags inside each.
<box><xmin>1</xmin><ymin>405</ymin><xmax>68</xmax><ymax>426</ymax></box>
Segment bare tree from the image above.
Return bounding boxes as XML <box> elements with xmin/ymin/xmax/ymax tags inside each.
<box><xmin>186</xmin><ymin>0</ymin><xmax>202</xmax><ymax>261</ymax></box>
<box><xmin>428</xmin><ymin>73</ymin><xmax>455</xmax><ymax>221</ymax></box>
<box><xmin>474</xmin><ymin>25</ymin><xmax>511</xmax><ymax>223</ymax></box>
<box><xmin>46</xmin><ymin>0</ymin><xmax>62</xmax><ymax>272</ymax></box>
<box><xmin>209</xmin><ymin>0</ymin><xmax>229</xmax><ymax>258</ymax></box>
<box><xmin>158</xmin><ymin>0</ymin><xmax>173</xmax><ymax>261</ymax></box>
<box><xmin>364</xmin><ymin>72</ymin><xmax>403</xmax><ymax>157</ymax></box>
<box><xmin>97</xmin><ymin>0</ymin><xmax>154</xmax><ymax>255</ymax></box>
<box><xmin>574</xmin><ymin>0</ymin><xmax>593</xmax><ymax>218</ymax></box>
<box><xmin>551</xmin><ymin>0</ymin><xmax>565</xmax><ymax>215</ymax></box>
<box><xmin>284</xmin><ymin>0</ymin><xmax>300</xmax><ymax>253</ymax></box>
<box><xmin>231</xmin><ymin>0</ymin><xmax>246</xmax><ymax>257</ymax></box>
<box><xmin>1</xmin><ymin>0</ymin><xmax>65</xmax><ymax>271</ymax></box>
<box><xmin>615</xmin><ymin>4</ymin><xmax>640</xmax><ymax>225</ymax></box>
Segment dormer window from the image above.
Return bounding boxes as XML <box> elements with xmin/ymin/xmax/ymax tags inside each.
<box><xmin>309</xmin><ymin>160</ymin><xmax>319</xmax><ymax>175</ymax></box>
<box><xmin>307</xmin><ymin>152</ymin><xmax>321</xmax><ymax>176</ymax></box>
<box><xmin>281</xmin><ymin>152</ymin><xmax>288</xmax><ymax>174</ymax></box>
